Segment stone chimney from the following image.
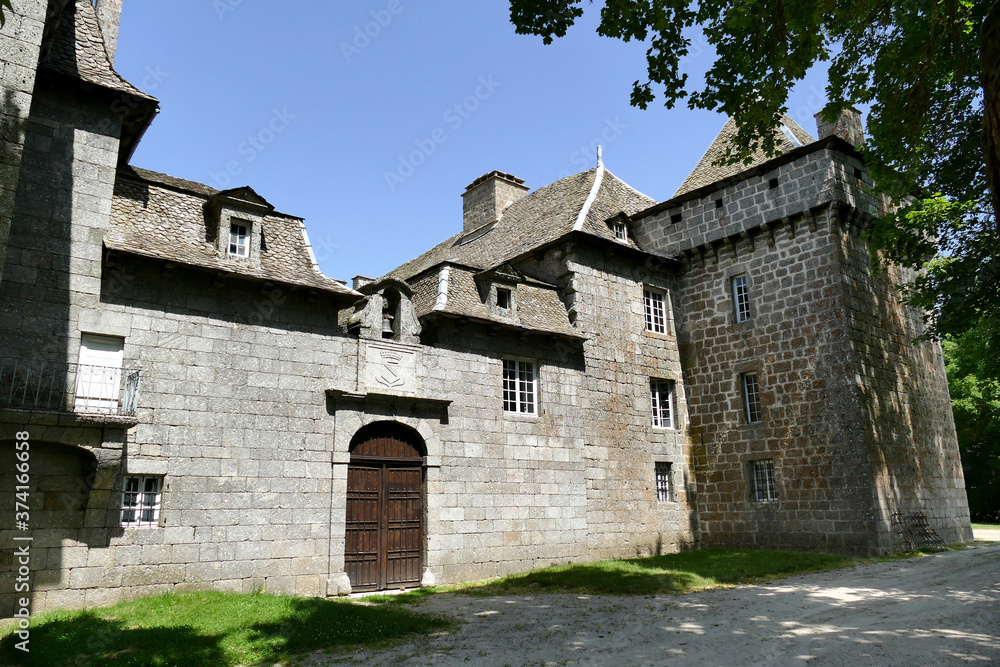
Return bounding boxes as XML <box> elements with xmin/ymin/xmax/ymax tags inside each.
<box><xmin>352</xmin><ymin>275</ymin><xmax>374</xmax><ymax>291</ymax></box>
<box><xmin>462</xmin><ymin>171</ymin><xmax>528</xmax><ymax>233</ymax></box>
<box><xmin>95</xmin><ymin>0</ymin><xmax>123</xmax><ymax>64</ymax></box>
<box><xmin>815</xmin><ymin>107</ymin><xmax>864</xmax><ymax>147</ymax></box>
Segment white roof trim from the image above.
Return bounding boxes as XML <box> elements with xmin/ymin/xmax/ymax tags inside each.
<box><xmin>433</xmin><ymin>265</ymin><xmax>451</xmax><ymax>311</ymax></box>
<box><xmin>299</xmin><ymin>221</ymin><xmax>321</xmax><ymax>272</ymax></box>
<box><xmin>780</xmin><ymin>123</ymin><xmax>804</xmax><ymax>148</ymax></box>
<box><xmin>573</xmin><ymin>146</ymin><xmax>605</xmax><ymax>232</ymax></box>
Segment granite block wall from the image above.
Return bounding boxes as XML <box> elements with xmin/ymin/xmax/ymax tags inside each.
<box><xmin>836</xmin><ymin>229</ymin><xmax>972</xmax><ymax>548</ymax></box>
<box><xmin>672</xmin><ymin>210</ymin><xmax>879</xmax><ymax>553</ymax></box>
<box><xmin>640</xmin><ymin>140</ymin><xmax>971</xmax><ymax>555</ymax></box>
<box><xmin>0</xmin><ymin>80</ymin><xmax>124</xmax><ymax>364</ymax></box>
<box><xmin>0</xmin><ymin>0</ymin><xmax>46</xmax><ymax>287</ymax></box>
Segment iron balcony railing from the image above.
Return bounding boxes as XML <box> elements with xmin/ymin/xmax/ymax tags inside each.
<box><xmin>0</xmin><ymin>357</ymin><xmax>141</xmax><ymax>417</ymax></box>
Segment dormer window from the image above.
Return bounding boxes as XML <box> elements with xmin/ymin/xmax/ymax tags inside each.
<box><xmin>476</xmin><ymin>263</ymin><xmax>523</xmax><ymax>320</ymax></box>
<box><xmin>606</xmin><ymin>216</ymin><xmax>629</xmax><ymax>242</ymax></box>
<box><xmin>206</xmin><ymin>187</ymin><xmax>276</xmax><ymax>265</ymax></box>
<box><xmin>611</xmin><ymin>220</ymin><xmax>627</xmax><ymax>241</ymax></box>
<box><xmin>497</xmin><ymin>288</ymin><xmax>512</xmax><ymax>312</ymax></box>
<box><xmin>229</xmin><ymin>222</ymin><xmax>249</xmax><ymax>257</ymax></box>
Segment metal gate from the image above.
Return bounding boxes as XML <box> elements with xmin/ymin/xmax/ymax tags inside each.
<box><xmin>345</xmin><ymin>424</ymin><xmax>424</xmax><ymax>591</ymax></box>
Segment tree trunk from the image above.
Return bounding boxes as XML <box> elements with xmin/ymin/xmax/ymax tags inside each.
<box><xmin>983</xmin><ymin>0</ymin><xmax>1000</xmax><ymax>220</ymax></box>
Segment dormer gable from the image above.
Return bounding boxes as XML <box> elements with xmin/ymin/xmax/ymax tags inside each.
<box><xmin>475</xmin><ymin>263</ymin><xmax>524</xmax><ymax>319</ymax></box>
<box><xmin>606</xmin><ymin>212</ymin><xmax>631</xmax><ymax>243</ymax></box>
<box><xmin>204</xmin><ymin>187</ymin><xmax>275</xmax><ymax>264</ymax></box>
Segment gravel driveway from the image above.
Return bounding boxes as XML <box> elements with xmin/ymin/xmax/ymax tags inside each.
<box><xmin>319</xmin><ymin>538</ymin><xmax>1000</xmax><ymax>666</ymax></box>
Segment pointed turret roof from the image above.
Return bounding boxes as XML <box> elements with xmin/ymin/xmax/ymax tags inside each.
<box><xmin>673</xmin><ymin>115</ymin><xmax>815</xmax><ymax>197</ymax></box>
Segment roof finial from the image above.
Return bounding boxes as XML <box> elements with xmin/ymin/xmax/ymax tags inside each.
<box><xmin>597</xmin><ymin>145</ymin><xmax>603</xmax><ymax>168</ymax></box>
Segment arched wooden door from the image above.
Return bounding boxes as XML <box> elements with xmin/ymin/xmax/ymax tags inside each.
<box><xmin>345</xmin><ymin>423</ymin><xmax>424</xmax><ymax>591</ymax></box>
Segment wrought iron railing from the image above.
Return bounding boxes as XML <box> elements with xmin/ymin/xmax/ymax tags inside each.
<box><xmin>0</xmin><ymin>357</ymin><xmax>141</xmax><ymax>417</ymax></box>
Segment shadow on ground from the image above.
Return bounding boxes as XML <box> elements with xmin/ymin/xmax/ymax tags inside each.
<box><xmin>0</xmin><ymin>595</ymin><xmax>449</xmax><ymax>667</ymax></box>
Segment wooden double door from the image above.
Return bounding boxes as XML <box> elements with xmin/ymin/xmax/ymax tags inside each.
<box><xmin>345</xmin><ymin>426</ymin><xmax>424</xmax><ymax>591</ymax></box>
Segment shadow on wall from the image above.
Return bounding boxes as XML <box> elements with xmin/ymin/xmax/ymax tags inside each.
<box><xmin>0</xmin><ymin>89</ymin><xmax>28</xmax><ymax>285</ymax></box>
<box><xmin>0</xmin><ymin>2</ymin><xmax>124</xmax><ymax>618</ymax></box>
<box><xmin>0</xmin><ymin>441</ymin><xmax>125</xmax><ymax>616</ymax></box>
<box><xmin>843</xmin><ymin>237</ymin><xmax>972</xmax><ymax>547</ymax></box>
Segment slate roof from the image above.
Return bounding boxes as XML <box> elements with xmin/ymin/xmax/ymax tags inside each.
<box><xmin>106</xmin><ymin>167</ymin><xmax>358</xmax><ymax>297</ymax></box>
<box><xmin>41</xmin><ymin>0</ymin><xmax>155</xmax><ymax>102</ymax></box>
<box><xmin>409</xmin><ymin>267</ymin><xmax>583</xmax><ymax>339</ymax></box>
<box><xmin>673</xmin><ymin>115</ymin><xmax>815</xmax><ymax>197</ymax></box>
<box><xmin>386</xmin><ymin>166</ymin><xmax>654</xmax><ymax>338</ymax></box>
<box><xmin>389</xmin><ymin>167</ymin><xmax>657</xmax><ymax>282</ymax></box>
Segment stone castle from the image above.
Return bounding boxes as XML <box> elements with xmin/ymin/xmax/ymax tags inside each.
<box><xmin>0</xmin><ymin>0</ymin><xmax>972</xmax><ymax>613</ymax></box>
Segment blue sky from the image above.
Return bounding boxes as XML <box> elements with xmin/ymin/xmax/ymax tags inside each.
<box><xmin>115</xmin><ymin>1</ymin><xmax>833</xmax><ymax>283</ymax></box>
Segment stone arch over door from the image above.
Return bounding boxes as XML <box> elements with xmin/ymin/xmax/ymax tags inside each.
<box><xmin>345</xmin><ymin>421</ymin><xmax>425</xmax><ymax>592</ymax></box>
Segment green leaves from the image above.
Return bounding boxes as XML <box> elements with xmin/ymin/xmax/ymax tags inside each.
<box><xmin>510</xmin><ymin>0</ymin><xmax>999</xmax><ymax>344</ymax></box>
<box><xmin>0</xmin><ymin>0</ymin><xmax>12</xmax><ymax>28</ymax></box>
<box><xmin>943</xmin><ymin>322</ymin><xmax>1000</xmax><ymax>521</ymax></box>
<box><xmin>509</xmin><ymin>0</ymin><xmax>585</xmax><ymax>44</ymax></box>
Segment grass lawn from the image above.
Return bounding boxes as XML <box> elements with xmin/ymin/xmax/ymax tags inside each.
<box><xmin>0</xmin><ymin>591</ymin><xmax>450</xmax><ymax>667</ymax></box>
<box><xmin>972</xmin><ymin>523</ymin><xmax>1000</xmax><ymax>531</ymax></box>
<box><xmin>443</xmin><ymin>548</ymin><xmax>855</xmax><ymax>596</ymax></box>
<box><xmin>0</xmin><ymin>547</ymin><xmax>933</xmax><ymax>664</ymax></box>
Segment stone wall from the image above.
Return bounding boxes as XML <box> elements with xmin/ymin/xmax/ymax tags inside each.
<box><xmin>631</xmin><ymin>142</ymin><xmax>881</xmax><ymax>260</ymax></box>
<box><xmin>414</xmin><ymin>326</ymin><xmax>590</xmax><ymax>584</ymax></box>
<box><xmin>0</xmin><ymin>0</ymin><xmax>46</xmax><ymax>288</ymax></box>
<box><xmin>0</xmin><ymin>78</ymin><xmax>124</xmax><ymax>364</ymax></box>
<box><xmin>2</xmin><ymin>249</ymin><xmax>356</xmax><ymax>612</ymax></box>
<box><xmin>639</xmin><ymin>138</ymin><xmax>971</xmax><ymax>555</ymax></box>
<box><xmin>672</xmin><ymin>209</ymin><xmax>879</xmax><ymax>553</ymax></box>
<box><xmin>563</xmin><ymin>246</ymin><xmax>695</xmax><ymax>558</ymax></box>
<box><xmin>836</xmin><ymin>228</ymin><xmax>972</xmax><ymax>548</ymax></box>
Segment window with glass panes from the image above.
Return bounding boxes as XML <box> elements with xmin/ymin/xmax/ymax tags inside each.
<box><xmin>751</xmin><ymin>460</ymin><xmax>778</xmax><ymax>502</ymax></box>
<box><xmin>502</xmin><ymin>359</ymin><xmax>536</xmax><ymax>414</ymax></box>
<box><xmin>650</xmin><ymin>379</ymin><xmax>675</xmax><ymax>428</ymax></box>
<box><xmin>732</xmin><ymin>274</ymin><xmax>751</xmax><ymax>322</ymax></box>
<box><xmin>643</xmin><ymin>288</ymin><xmax>667</xmax><ymax>334</ymax></box>
<box><xmin>121</xmin><ymin>475</ymin><xmax>162</xmax><ymax>527</ymax></box>
<box><xmin>611</xmin><ymin>220</ymin><xmax>627</xmax><ymax>241</ymax></box>
<box><xmin>229</xmin><ymin>222</ymin><xmax>249</xmax><ymax>257</ymax></box>
<box><xmin>742</xmin><ymin>372</ymin><xmax>763</xmax><ymax>423</ymax></box>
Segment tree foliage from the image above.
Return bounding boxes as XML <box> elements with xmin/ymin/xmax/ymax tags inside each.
<box><xmin>0</xmin><ymin>0</ymin><xmax>12</xmax><ymax>28</ymax></box>
<box><xmin>510</xmin><ymin>0</ymin><xmax>999</xmax><ymax>344</ymax></box>
<box><xmin>943</xmin><ymin>322</ymin><xmax>1000</xmax><ymax>522</ymax></box>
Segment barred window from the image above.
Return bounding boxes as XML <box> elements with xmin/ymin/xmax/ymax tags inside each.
<box><xmin>643</xmin><ymin>288</ymin><xmax>667</xmax><ymax>334</ymax></box>
<box><xmin>650</xmin><ymin>379</ymin><xmax>675</xmax><ymax>429</ymax></box>
<box><xmin>732</xmin><ymin>274</ymin><xmax>750</xmax><ymax>322</ymax></box>
<box><xmin>503</xmin><ymin>359</ymin><xmax>536</xmax><ymax>414</ymax></box>
<box><xmin>655</xmin><ymin>462</ymin><xmax>672</xmax><ymax>502</ymax></box>
<box><xmin>121</xmin><ymin>475</ymin><xmax>162</xmax><ymax>528</ymax></box>
<box><xmin>751</xmin><ymin>460</ymin><xmax>778</xmax><ymax>502</ymax></box>
<box><xmin>742</xmin><ymin>372</ymin><xmax>763</xmax><ymax>423</ymax></box>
